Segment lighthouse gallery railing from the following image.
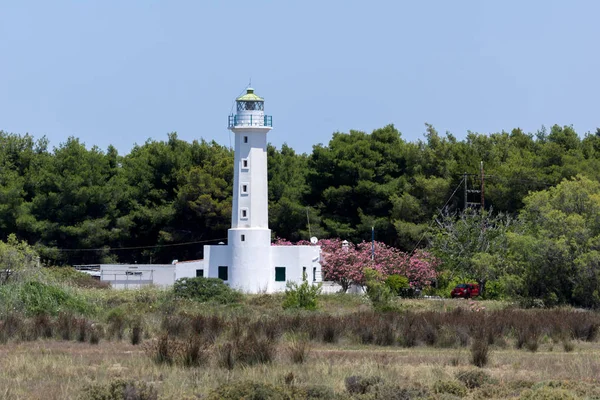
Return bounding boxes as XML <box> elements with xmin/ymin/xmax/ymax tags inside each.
<box><xmin>228</xmin><ymin>115</ymin><xmax>272</xmax><ymax>128</ymax></box>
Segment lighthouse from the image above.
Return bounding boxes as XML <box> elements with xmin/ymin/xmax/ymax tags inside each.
<box><xmin>201</xmin><ymin>87</ymin><xmax>321</xmax><ymax>293</ymax></box>
<box><xmin>226</xmin><ymin>88</ymin><xmax>273</xmax><ymax>292</ymax></box>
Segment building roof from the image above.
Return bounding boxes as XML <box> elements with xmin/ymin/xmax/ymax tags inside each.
<box><xmin>236</xmin><ymin>88</ymin><xmax>264</xmax><ymax>102</ymax></box>
<box><xmin>174</xmin><ymin>259</ymin><xmax>204</xmax><ymax>264</ymax></box>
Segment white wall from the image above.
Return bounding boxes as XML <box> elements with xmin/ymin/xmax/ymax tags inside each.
<box><xmin>270</xmin><ymin>245</ymin><xmax>321</xmax><ymax>292</ymax></box>
<box><xmin>203</xmin><ymin>244</ymin><xmax>230</xmax><ymax>281</ymax></box>
<box><xmin>100</xmin><ymin>264</ymin><xmax>174</xmax><ymax>289</ymax></box>
<box><xmin>174</xmin><ymin>260</ymin><xmax>204</xmax><ymax>280</ymax></box>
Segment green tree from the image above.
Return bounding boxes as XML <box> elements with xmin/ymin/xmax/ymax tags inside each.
<box><xmin>429</xmin><ymin>209</ymin><xmax>516</xmax><ymax>297</ymax></box>
<box><xmin>514</xmin><ymin>175</ymin><xmax>600</xmax><ymax>306</ymax></box>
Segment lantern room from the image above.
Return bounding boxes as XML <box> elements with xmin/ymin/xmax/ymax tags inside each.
<box><xmin>228</xmin><ymin>88</ymin><xmax>272</xmax><ymax>128</ymax></box>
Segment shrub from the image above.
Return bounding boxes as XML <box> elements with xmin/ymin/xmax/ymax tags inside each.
<box><xmin>145</xmin><ymin>334</ymin><xmax>175</xmax><ymax>365</ymax></box>
<box><xmin>57</xmin><ymin>311</ymin><xmax>76</xmax><ymax>340</ymax></box>
<box><xmin>172</xmin><ymin>277</ymin><xmax>241</xmax><ymax>304</ymax></box>
<box><xmin>344</xmin><ymin>375</ymin><xmax>383</xmax><ymax>395</ymax></box>
<box><xmin>89</xmin><ymin>323</ymin><xmax>101</xmax><ymax>345</ymax></box>
<box><xmin>206</xmin><ymin>381</ymin><xmax>288</xmax><ymax>400</ymax></box>
<box><xmin>33</xmin><ymin>314</ymin><xmax>53</xmax><ymax>338</ymax></box>
<box><xmin>433</xmin><ymin>380</ymin><xmax>467</xmax><ymax>397</ymax></box>
<box><xmin>0</xmin><ymin>313</ymin><xmax>24</xmax><ymax>342</ymax></box>
<box><xmin>3</xmin><ymin>280</ymin><xmax>92</xmax><ymax>316</ymax></box>
<box><xmin>80</xmin><ymin>378</ymin><xmax>158</xmax><ymax>400</ymax></box>
<box><xmin>379</xmin><ymin>385</ymin><xmax>431</xmax><ymax>400</ymax></box>
<box><xmin>282</xmin><ymin>279</ymin><xmax>322</xmax><ymax>310</ymax></box>
<box><xmin>181</xmin><ymin>335</ymin><xmax>209</xmax><ymax>367</ymax></box>
<box><xmin>288</xmin><ymin>336</ymin><xmax>311</xmax><ymax>364</ymax></box>
<box><xmin>301</xmin><ymin>385</ymin><xmax>337</xmax><ymax>399</ymax></box>
<box><xmin>77</xmin><ymin>318</ymin><xmax>88</xmax><ymax>342</ymax></box>
<box><xmin>423</xmin><ymin>323</ymin><xmax>438</xmax><ymax>346</ymax></box>
<box><xmin>237</xmin><ymin>333</ymin><xmax>275</xmax><ymax>365</ymax></box>
<box><xmin>106</xmin><ymin>308</ymin><xmax>127</xmax><ymax>340</ymax></box>
<box><xmin>470</xmin><ymin>335</ymin><xmax>490</xmax><ymax>367</ymax></box>
<box><xmin>519</xmin><ymin>387</ymin><xmax>577</xmax><ymax>400</ymax></box>
<box><xmin>573</xmin><ymin>321</ymin><xmax>599</xmax><ymax>341</ymax></box>
<box><xmin>364</xmin><ymin>269</ymin><xmax>394</xmax><ymax>310</ymax></box>
<box><xmin>455</xmin><ymin>369</ymin><xmax>493</xmax><ymax>389</ymax></box>
<box><xmin>216</xmin><ymin>341</ymin><xmax>236</xmax><ymax>370</ymax></box>
<box><xmin>161</xmin><ymin>314</ymin><xmax>189</xmax><ymax>337</ymax></box>
<box><xmin>130</xmin><ymin>317</ymin><xmax>143</xmax><ymax>345</ymax></box>
<box><xmin>0</xmin><ymin>234</ymin><xmax>40</xmax><ymax>284</ymax></box>
<box><xmin>562</xmin><ymin>339</ymin><xmax>575</xmax><ymax>352</ymax></box>
<box><xmin>385</xmin><ymin>274</ymin><xmax>409</xmax><ymax>295</ymax></box>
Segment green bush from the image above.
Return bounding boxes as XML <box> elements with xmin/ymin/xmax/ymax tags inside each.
<box><xmin>80</xmin><ymin>379</ymin><xmax>157</xmax><ymax>400</ymax></box>
<box><xmin>0</xmin><ymin>280</ymin><xmax>92</xmax><ymax>316</ymax></box>
<box><xmin>385</xmin><ymin>274</ymin><xmax>409</xmax><ymax>295</ymax></box>
<box><xmin>0</xmin><ymin>234</ymin><xmax>40</xmax><ymax>284</ymax></box>
<box><xmin>519</xmin><ymin>387</ymin><xmax>577</xmax><ymax>400</ymax></box>
<box><xmin>172</xmin><ymin>277</ymin><xmax>241</xmax><ymax>304</ymax></box>
<box><xmin>364</xmin><ymin>269</ymin><xmax>393</xmax><ymax>310</ymax></box>
<box><xmin>206</xmin><ymin>381</ymin><xmax>289</xmax><ymax>400</ymax></box>
<box><xmin>106</xmin><ymin>307</ymin><xmax>127</xmax><ymax>340</ymax></box>
<box><xmin>433</xmin><ymin>380</ymin><xmax>467</xmax><ymax>397</ymax></box>
<box><xmin>282</xmin><ymin>278</ymin><xmax>321</xmax><ymax>310</ymax></box>
<box><xmin>344</xmin><ymin>375</ymin><xmax>383</xmax><ymax>395</ymax></box>
<box><xmin>455</xmin><ymin>369</ymin><xmax>494</xmax><ymax>389</ymax></box>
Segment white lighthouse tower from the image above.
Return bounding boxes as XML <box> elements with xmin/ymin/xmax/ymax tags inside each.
<box><xmin>199</xmin><ymin>87</ymin><xmax>321</xmax><ymax>293</ymax></box>
<box><xmin>226</xmin><ymin>88</ymin><xmax>273</xmax><ymax>292</ymax></box>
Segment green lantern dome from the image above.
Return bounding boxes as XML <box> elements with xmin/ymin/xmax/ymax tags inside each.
<box><xmin>236</xmin><ymin>88</ymin><xmax>264</xmax><ymax>102</ymax></box>
<box><xmin>228</xmin><ymin>87</ymin><xmax>272</xmax><ymax>128</ymax></box>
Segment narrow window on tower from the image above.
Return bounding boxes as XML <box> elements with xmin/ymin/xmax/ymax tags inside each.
<box><xmin>244</xmin><ymin>136</ymin><xmax>248</xmax><ymax>143</ymax></box>
<box><xmin>240</xmin><ymin>208</ymin><xmax>248</xmax><ymax>220</ymax></box>
<box><xmin>241</xmin><ymin>158</ymin><xmax>249</xmax><ymax>170</ymax></box>
<box><xmin>241</xmin><ymin>234</ymin><xmax>245</xmax><ymax>242</ymax></box>
<box><xmin>241</xmin><ymin>182</ymin><xmax>249</xmax><ymax>195</ymax></box>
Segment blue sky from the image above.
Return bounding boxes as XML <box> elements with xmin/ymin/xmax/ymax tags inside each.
<box><xmin>1</xmin><ymin>1</ymin><xmax>599</xmax><ymax>155</ymax></box>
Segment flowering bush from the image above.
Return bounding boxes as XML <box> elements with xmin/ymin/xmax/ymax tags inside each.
<box><xmin>273</xmin><ymin>237</ymin><xmax>439</xmax><ymax>293</ymax></box>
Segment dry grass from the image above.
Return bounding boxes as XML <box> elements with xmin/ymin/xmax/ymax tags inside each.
<box><xmin>2</xmin><ymin>293</ymin><xmax>600</xmax><ymax>399</ymax></box>
<box><xmin>0</xmin><ymin>337</ymin><xmax>599</xmax><ymax>399</ymax></box>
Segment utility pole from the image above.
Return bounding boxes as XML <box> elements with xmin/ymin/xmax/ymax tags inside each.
<box><xmin>464</xmin><ymin>162</ymin><xmax>485</xmax><ymax>210</ymax></box>
<box><xmin>480</xmin><ymin>161</ymin><xmax>485</xmax><ymax>210</ymax></box>
<box><xmin>463</xmin><ymin>172</ymin><xmax>467</xmax><ymax>210</ymax></box>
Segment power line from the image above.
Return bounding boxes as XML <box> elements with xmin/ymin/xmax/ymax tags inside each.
<box><xmin>47</xmin><ymin>237</ymin><xmax>228</xmax><ymax>253</ymax></box>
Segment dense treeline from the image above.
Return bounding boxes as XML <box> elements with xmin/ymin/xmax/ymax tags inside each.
<box><xmin>1</xmin><ymin>124</ymin><xmax>600</xmax><ymax>270</ymax></box>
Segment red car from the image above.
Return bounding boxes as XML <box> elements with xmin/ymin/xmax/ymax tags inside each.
<box><xmin>451</xmin><ymin>283</ymin><xmax>480</xmax><ymax>298</ymax></box>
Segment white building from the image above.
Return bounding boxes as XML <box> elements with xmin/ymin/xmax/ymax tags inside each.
<box><xmin>96</xmin><ymin>88</ymin><xmax>322</xmax><ymax>293</ymax></box>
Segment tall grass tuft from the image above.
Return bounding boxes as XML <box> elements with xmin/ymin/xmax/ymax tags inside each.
<box><xmin>470</xmin><ymin>329</ymin><xmax>490</xmax><ymax>368</ymax></box>
<box><xmin>130</xmin><ymin>317</ymin><xmax>143</xmax><ymax>345</ymax></box>
<box><xmin>217</xmin><ymin>342</ymin><xmax>236</xmax><ymax>370</ymax></box>
<box><xmin>77</xmin><ymin>318</ymin><xmax>88</xmax><ymax>342</ymax></box>
<box><xmin>89</xmin><ymin>323</ymin><xmax>101</xmax><ymax>345</ymax></box>
<box><xmin>57</xmin><ymin>311</ymin><xmax>75</xmax><ymax>341</ymax></box>
<box><xmin>34</xmin><ymin>314</ymin><xmax>53</xmax><ymax>338</ymax></box>
<box><xmin>146</xmin><ymin>334</ymin><xmax>175</xmax><ymax>365</ymax></box>
<box><xmin>288</xmin><ymin>336</ymin><xmax>311</xmax><ymax>364</ymax></box>
<box><xmin>182</xmin><ymin>335</ymin><xmax>207</xmax><ymax>367</ymax></box>
<box><xmin>0</xmin><ymin>313</ymin><xmax>24</xmax><ymax>343</ymax></box>
<box><xmin>106</xmin><ymin>308</ymin><xmax>127</xmax><ymax>340</ymax></box>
